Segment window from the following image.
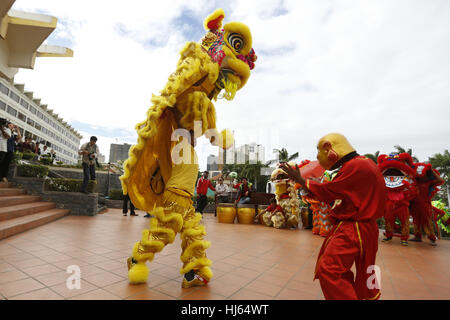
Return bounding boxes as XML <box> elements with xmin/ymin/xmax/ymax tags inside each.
<box><xmin>30</xmin><ymin>106</ymin><xmax>37</xmax><ymax>115</ymax></box>
<box><xmin>17</xmin><ymin>112</ymin><xmax>26</xmax><ymax>122</ymax></box>
<box><xmin>27</xmin><ymin>118</ymin><xmax>35</xmax><ymax>127</ymax></box>
<box><xmin>20</xmin><ymin>99</ymin><xmax>29</xmax><ymax>109</ymax></box>
<box><xmin>0</xmin><ymin>83</ymin><xmax>9</xmax><ymax>96</ymax></box>
<box><xmin>9</xmin><ymin>91</ymin><xmax>20</xmax><ymax>103</ymax></box>
<box><xmin>0</xmin><ymin>100</ymin><xmax>6</xmax><ymax>110</ymax></box>
<box><xmin>7</xmin><ymin>105</ymin><xmax>17</xmax><ymax>117</ymax></box>
<box><xmin>34</xmin><ymin>123</ymin><xmax>41</xmax><ymax>131</ymax></box>
<box><xmin>37</xmin><ymin>111</ymin><xmax>44</xmax><ymax>119</ymax></box>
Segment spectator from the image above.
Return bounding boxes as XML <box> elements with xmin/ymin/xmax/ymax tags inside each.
<box><xmin>235</xmin><ymin>177</ymin><xmax>252</xmax><ymax>204</ymax></box>
<box><xmin>34</xmin><ymin>142</ymin><xmax>41</xmax><ymax>160</ymax></box>
<box><xmin>123</xmin><ymin>193</ymin><xmax>138</xmax><ymax>216</ymax></box>
<box><xmin>50</xmin><ymin>149</ymin><xmax>56</xmax><ymax>164</ymax></box>
<box><xmin>1</xmin><ymin>122</ymin><xmax>21</xmax><ymax>182</ymax></box>
<box><xmin>79</xmin><ymin>136</ymin><xmax>99</xmax><ymax>194</ymax></box>
<box><xmin>196</xmin><ymin>170</ymin><xmax>215</xmax><ymax>215</ymax></box>
<box><xmin>215</xmin><ymin>177</ymin><xmax>230</xmax><ymax>203</ymax></box>
<box><xmin>18</xmin><ymin>137</ymin><xmax>33</xmax><ymax>153</ymax></box>
<box><xmin>41</xmin><ymin>145</ymin><xmax>51</xmax><ymax>157</ymax></box>
<box><xmin>0</xmin><ymin>121</ymin><xmax>11</xmax><ymax>182</ymax></box>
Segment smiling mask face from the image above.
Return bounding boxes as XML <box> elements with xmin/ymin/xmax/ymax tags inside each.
<box><xmin>316</xmin><ymin>133</ymin><xmax>355</xmax><ymax>170</ymax></box>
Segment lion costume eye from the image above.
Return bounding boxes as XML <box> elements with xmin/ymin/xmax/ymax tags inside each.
<box><xmin>227</xmin><ymin>32</ymin><xmax>244</xmax><ymax>52</ymax></box>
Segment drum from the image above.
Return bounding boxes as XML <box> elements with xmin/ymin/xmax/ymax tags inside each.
<box><xmin>257</xmin><ymin>205</ymin><xmax>268</xmax><ymax>225</ymax></box>
<box><xmin>237</xmin><ymin>204</ymin><xmax>256</xmax><ymax>224</ymax></box>
<box><xmin>217</xmin><ymin>203</ymin><xmax>236</xmax><ymax>224</ymax></box>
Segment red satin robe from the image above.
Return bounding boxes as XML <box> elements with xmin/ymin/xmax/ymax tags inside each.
<box><xmin>306</xmin><ymin>156</ymin><xmax>386</xmax><ymax>300</ymax></box>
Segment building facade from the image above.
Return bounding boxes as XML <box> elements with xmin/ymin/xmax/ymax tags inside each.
<box><xmin>109</xmin><ymin>143</ymin><xmax>131</xmax><ymax>163</ymax></box>
<box><xmin>207</xmin><ymin>154</ymin><xmax>218</xmax><ymax>171</ymax></box>
<box><xmin>235</xmin><ymin>143</ymin><xmax>265</xmax><ymax>164</ymax></box>
<box><xmin>0</xmin><ymin>1</ymin><xmax>77</xmax><ymax>164</ymax></box>
<box><xmin>0</xmin><ymin>79</ymin><xmax>81</xmax><ymax>164</ymax></box>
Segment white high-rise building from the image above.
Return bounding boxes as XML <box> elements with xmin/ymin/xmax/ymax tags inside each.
<box><xmin>207</xmin><ymin>154</ymin><xmax>218</xmax><ymax>171</ymax></box>
<box><xmin>235</xmin><ymin>143</ymin><xmax>265</xmax><ymax>164</ymax></box>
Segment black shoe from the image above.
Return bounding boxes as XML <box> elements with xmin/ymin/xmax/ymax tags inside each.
<box><xmin>81</xmin><ymin>190</ymin><xmax>89</xmax><ymax>194</ymax></box>
<box><xmin>410</xmin><ymin>237</ymin><xmax>422</xmax><ymax>242</ymax></box>
<box><xmin>144</xmin><ymin>213</ymin><xmax>151</xmax><ymax>218</ymax></box>
<box><xmin>123</xmin><ymin>212</ymin><xmax>127</xmax><ymax>216</ymax></box>
<box><xmin>382</xmin><ymin>237</ymin><xmax>393</xmax><ymax>242</ymax></box>
<box><xmin>130</xmin><ymin>212</ymin><xmax>138</xmax><ymax>216</ymax></box>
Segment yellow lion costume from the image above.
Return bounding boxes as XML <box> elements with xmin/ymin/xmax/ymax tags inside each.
<box><xmin>268</xmin><ymin>165</ymin><xmax>301</xmax><ymax>229</ymax></box>
<box><xmin>120</xmin><ymin>9</ymin><xmax>256</xmax><ymax>288</ymax></box>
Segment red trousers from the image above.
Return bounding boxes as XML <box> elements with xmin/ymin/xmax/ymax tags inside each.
<box><xmin>314</xmin><ymin>221</ymin><xmax>381</xmax><ymax>300</ymax></box>
<box><xmin>384</xmin><ymin>203</ymin><xmax>410</xmax><ymax>241</ymax></box>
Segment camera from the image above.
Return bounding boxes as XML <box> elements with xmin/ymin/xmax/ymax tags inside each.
<box><xmin>0</xmin><ymin>118</ymin><xmax>8</xmax><ymax>127</ymax></box>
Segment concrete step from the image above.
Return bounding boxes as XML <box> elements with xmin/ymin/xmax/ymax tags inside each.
<box><xmin>0</xmin><ymin>188</ymin><xmax>26</xmax><ymax>197</ymax></box>
<box><xmin>0</xmin><ymin>202</ymin><xmax>57</xmax><ymax>222</ymax></box>
<box><xmin>0</xmin><ymin>209</ymin><xmax>70</xmax><ymax>240</ymax></box>
<box><xmin>0</xmin><ymin>195</ymin><xmax>41</xmax><ymax>208</ymax></box>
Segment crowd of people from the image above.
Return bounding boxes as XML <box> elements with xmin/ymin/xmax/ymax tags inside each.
<box><xmin>0</xmin><ymin>119</ymin><xmax>57</xmax><ymax>182</ymax></box>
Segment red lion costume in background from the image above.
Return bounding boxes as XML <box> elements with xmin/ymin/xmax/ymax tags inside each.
<box><xmin>377</xmin><ymin>153</ymin><xmax>418</xmax><ymax>245</ymax></box>
<box><xmin>409</xmin><ymin>162</ymin><xmax>444</xmax><ymax>245</ymax></box>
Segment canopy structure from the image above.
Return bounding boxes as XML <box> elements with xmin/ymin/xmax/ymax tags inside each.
<box><xmin>0</xmin><ymin>1</ymin><xmax>73</xmax><ymax>80</ymax></box>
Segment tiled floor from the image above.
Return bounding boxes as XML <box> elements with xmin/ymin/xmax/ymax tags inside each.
<box><xmin>0</xmin><ymin>208</ymin><xmax>449</xmax><ymax>300</ymax></box>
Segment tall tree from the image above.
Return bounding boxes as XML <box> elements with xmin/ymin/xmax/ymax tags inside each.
<box><xmin>222</xmin><ymin>161</ymin><xmax>269</xmax><ymax>192</ymax></box>
<box><xmin>266</xmin><ymin>148</ymin><xmax>299</xmax><ymax>166</ymax></box>
<box><xmin>429</xmin><ymin>150</ymin><xmax>450</xmax><ymax>205</ymax></box>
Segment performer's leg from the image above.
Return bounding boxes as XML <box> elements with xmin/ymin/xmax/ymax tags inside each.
<box><xmin>262</xmin><ymin>212</ymin><xmax>273</xmax><ymax>226</ymax></box>
<box><xmin>423</xmin><ymin>219</ymin><xmax>437</xmax><ymax>245</ymax></box>
<box><xmin>410</xmin><ymin>222</ymin><xmax>423</xmax><ymax>242</ymax></box>
<box><xmin>383</xmin><ymin>216</ymin><xmax>394</xmax><ymax>242</ymax></box>
<box><xmin>400</xmin><ymin>215</ymin><xmax>409</xmax><ymax>245</ymax></box>
<box><xmin>316</xmin><ymin>231</ymin><xmax>360</xmax><ymax>300</ymax></box>
<box><xmin>127</xmin><ymin>202</ymin><xmax>184</xmax><ymax>284</ymax></box>
<box><xmin>179</xmin><ymin>201</ymin><xmax>213</xmax><ymax>288</ymax></box>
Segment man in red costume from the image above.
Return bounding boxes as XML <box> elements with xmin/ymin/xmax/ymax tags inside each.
<box><xmin>281</xmin><ymin>133</ymin><xmax>386</xmax><ymax>300</ymax></box>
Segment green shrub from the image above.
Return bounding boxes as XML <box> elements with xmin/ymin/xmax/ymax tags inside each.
<box><xmin>39</xmin><ymin>157</ymin><xmax>53</xmax><ymax>166</ymax></box>
<box><xmin>56</xmin><ymin>161</ymin><xmax>64</xmax><ymax>165</ymax></box>
<box><xmin>17</xmin><ymin>164</ymin><xmax>48</xmax><ymax>178</ymax></box>
<box><xmin>22</xmin><ymin>151</ymin><xmax>36</xmax><ymax>160</ymax></box>
<box><xmin>108</xmin><ymin>189</ymin><xmax>125</xmax><ymax>200</ymax></box>
<box><xmin>44</xmin><ymin>178</ymin><xmax>97</xmax><ymax>193</ymax></box>
<box><xmin>14</xmin><ymin>152</ymin><xmax>23</xmax><ymax>161</ymax></box>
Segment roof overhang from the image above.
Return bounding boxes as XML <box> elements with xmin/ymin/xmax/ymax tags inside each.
<box><xmin>3</xmin><ymin>10</ymin><xmax>57</xmax><ymax>69</ymax></box>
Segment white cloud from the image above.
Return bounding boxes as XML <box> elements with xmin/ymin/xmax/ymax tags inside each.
<box><xmin>12</xmin><ymin>0</ymin><xmax>450</xmax><ymax>169</ymax></box>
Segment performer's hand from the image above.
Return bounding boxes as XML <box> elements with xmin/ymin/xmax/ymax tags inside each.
<box><xmin>279</xmin><ymin>162</ymin><xmax>305</xmax><ymax>186</ymax></box>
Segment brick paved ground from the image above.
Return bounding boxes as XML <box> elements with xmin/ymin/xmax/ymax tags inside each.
<box><xmin>0</xmin><ymin>209</ymin><xmax>449</xmax><ymax>300</ymax></box>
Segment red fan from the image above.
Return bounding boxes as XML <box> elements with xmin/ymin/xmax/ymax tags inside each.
<box><xmin>299</xmin><ymin>161</ymin><xmax>325</xmax><ymax>179</ymax></box>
